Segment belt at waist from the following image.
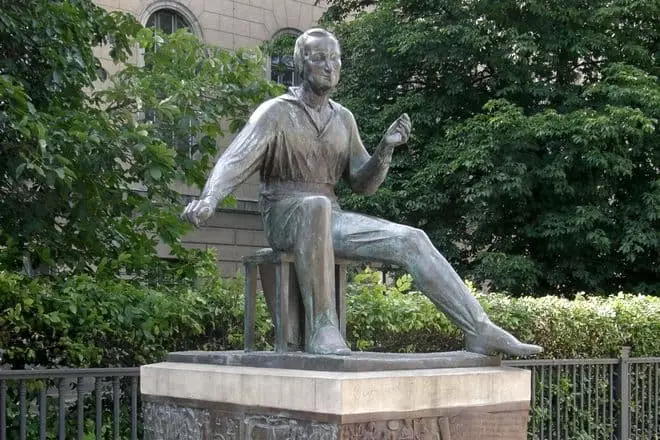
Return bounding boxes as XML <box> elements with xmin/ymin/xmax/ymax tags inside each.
<box><xmin>261</xmin><ymin>181</ymin><xmax>337</xmax><ymax>199</ymax></box>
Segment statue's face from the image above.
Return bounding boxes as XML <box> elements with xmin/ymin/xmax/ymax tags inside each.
<box><xmin>302</xmin><ymin>35</ymin><xmax>341</xmax><ymax>94</ymax></box>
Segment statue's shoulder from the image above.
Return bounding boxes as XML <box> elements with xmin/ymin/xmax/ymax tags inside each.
<box><xmin>330</xmin><ymin>99</ymin><xmax>357</xmax><ymax>125</ymax></box>
<box><xmin>330</xmin><ymin>99</ymin><xmax>355</xmax><ymax>127</ymax></box>
<box><xmin>248</xmin><ymin>95</ymin><xmax>293</xmax><ymax>123</ymax></box>
<box><xmin>257</xmin><ymin>94</ymin><xmax>293</xmax><ymax>112</ymax></box>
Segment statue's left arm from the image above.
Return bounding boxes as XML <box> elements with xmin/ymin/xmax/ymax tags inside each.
<box><xmin>345</xmin><ymin>112</ymin><xmax>410</xmax><ymax>195</ymax></box>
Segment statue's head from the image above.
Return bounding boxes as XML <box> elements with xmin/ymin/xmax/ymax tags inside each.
<box><xmin>294</xmin><ymin>28</ymin><xmax>341</xmax><ymax>93</ymax></box>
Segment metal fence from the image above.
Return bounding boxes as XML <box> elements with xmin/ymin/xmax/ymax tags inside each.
<box><xmin>0</xmin><ymin>367</ymin><xmax>140</xmax><ymax>440</ymax></box>
<box><xmin>0</xmin><ymin>350</ymin><xmax>658</xmax><ymax>440</ymax></box>
<box><xmin>504</xmin><ymin>348</ymin><xmax>660</xmax><ymax>440</ymax></box>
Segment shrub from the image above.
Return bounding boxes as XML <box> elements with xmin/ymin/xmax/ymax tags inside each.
<box><xmin>347</xmin><ymin>269</ymin><xmax>660</xmax><ymax>358</ymax></box>
<box><xmin>1</xmin><ymin>267</ymin><xmax>658</xmax><ymax>370</ymax></box>
<box><xmin>0</xmin><ymin>262</ymin><xmax>272</xmax><ymax>369</ymax></box>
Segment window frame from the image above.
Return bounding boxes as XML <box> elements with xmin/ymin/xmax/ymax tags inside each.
<box><xmin>139</xmin><ymin>1</ymin><xmax>203</xmax><ymax>39</ymax></box>
<box><xmin>269</xmin><ymin>29</ymin><xmax>302</xmax><ymax>88</ymax></box>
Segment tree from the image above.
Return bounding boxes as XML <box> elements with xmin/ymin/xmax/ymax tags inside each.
<box><xmin>323</xmin><ymin>0</ymin><xmax>659</xmax><ymax>295</ymax></box>
<box><xmin>0</xmin><ymin>0</ymin><xmax>279</xmax><ymax>277</ymax></box>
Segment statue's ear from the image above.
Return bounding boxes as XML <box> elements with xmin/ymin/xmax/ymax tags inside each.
<box><xmin>298</xmin><ymin>52</ymin><xmax>307</xmax><ymax>78</ymax></box>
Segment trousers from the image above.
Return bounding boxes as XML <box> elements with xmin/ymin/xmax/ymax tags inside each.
<box><xmin>261</xmin><ymin>194</ymin><xmax>490</xmax><ymax>340</ymax></box>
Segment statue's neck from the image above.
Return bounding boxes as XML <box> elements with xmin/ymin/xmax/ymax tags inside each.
<box><xmin>300</xmin><ymin>82</ymin><xmax>331</xmax><ymax>112</ymax></box>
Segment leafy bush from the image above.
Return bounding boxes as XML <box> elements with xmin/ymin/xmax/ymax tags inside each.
<box><xmin>2</xmin><ymin>267</ymin><xmax>659</xmax><ymax>370</ymax></box>
<box><xmin>0</xmin><ymin>253</ymin><xmax>272</xmax><ymax>369</ymax></box>
<box><xmin>347</xmin><ymin>269</ymin><xmax>660</xmax><ymax>358</ymax></box>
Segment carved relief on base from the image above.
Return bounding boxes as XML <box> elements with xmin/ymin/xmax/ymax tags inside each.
<box><xmin>214</xmin><ymin>413</ymin><xmax>241</xmax><ymax>440</ymax></box>
<box><xmin>143</xmin><ymin>400</ymin><xmax>527</xmax><ymax>440</ymax></box>
<box><xmin>244</xmin><ymin>415</ymin><xmax>338</xmax><ymax>440</ymax></box>
<box><xmin>143</xmin><ymin>401</ymin><xmax>210</xmax><ymax>440</ymax></box>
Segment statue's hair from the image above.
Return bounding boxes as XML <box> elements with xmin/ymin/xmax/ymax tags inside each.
<box><xmin>293</xmin><ymin>28</ymin><xmax>339</xmax><ymax>76</ymax></box>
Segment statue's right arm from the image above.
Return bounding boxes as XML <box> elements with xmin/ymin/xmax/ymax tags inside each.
<box><xmin>202</xmin><ymin>101</ymin><xmax>279</xmax><ymax>205</ymax></box>
<box><xmin>182</xmin><ymin>101</ymin><xmax>277</xmax><ymax>225</ymax></box>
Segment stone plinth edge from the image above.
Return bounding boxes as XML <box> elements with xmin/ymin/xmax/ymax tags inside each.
<box><xmin>141</xmin><ymin>362</ymin><xmax>531</xmax><ymax>439</ymax></box>
<box><xmin>140</xmin><ymin>362</ymin><xmax>530</xmax><ymax>417</ymax></box>
<box><xmin>166</xmin><ymin>350</ymin><xmax>501</xmax><ymax>372</ymax></box>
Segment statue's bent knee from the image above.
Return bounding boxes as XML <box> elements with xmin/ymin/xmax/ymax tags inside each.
<box><xmin>404</xmin><ymin>226</ymin><xmax>431</xmax><ymax>252</ymax></box>
<box><xmin>300</xmin><ymin>196</ymin><xmax>332</xmax><ymax>216</ymax></box>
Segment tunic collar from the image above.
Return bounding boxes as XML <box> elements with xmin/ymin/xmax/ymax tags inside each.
<box><xmin>281</xmin><ymin>87</ymin><xmax>338</xmax><ymax>137</ymax></box>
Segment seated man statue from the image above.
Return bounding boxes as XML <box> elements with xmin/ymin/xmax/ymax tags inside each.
<box><xmin>183</xmin><ymin>28</ymin><xmax>542</xmax><ymax>357</ymax></box>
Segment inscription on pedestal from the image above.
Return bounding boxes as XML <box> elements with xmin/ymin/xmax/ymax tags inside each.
<box><xmin>341</xmin><ymin>418</ymin><xmax>452</xmax><ymax>440</ymax></box>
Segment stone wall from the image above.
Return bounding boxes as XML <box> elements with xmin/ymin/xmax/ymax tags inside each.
<box><xmin>185</xmin><ymin>205</ymin><xmax>268</xmax><ymax>277</ymax></box>
<box><xmin>94</xmin><ymin>0</ymin><xmax>327</xmax><ymax>72</ymax></box>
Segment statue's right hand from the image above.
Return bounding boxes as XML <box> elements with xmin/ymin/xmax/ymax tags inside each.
<box><xmin>181</xmin><ymin>196</ymin><xmax>216</xmax><ymax>227</ymax></box>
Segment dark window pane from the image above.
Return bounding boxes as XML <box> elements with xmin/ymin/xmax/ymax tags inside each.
<box><xmin>146</xmin><ymin>9</ymin><xmax>190</xmax><ymax>35</ymax></box>
<box><xmin>270</xmin><ymin>32</ymin><xmax>301</xmax><ymax>87</ymax></box>
<box><xmin>160</xmin><ymin>12</ymin><xmax>173</xmax><ymax>34</ymax></box>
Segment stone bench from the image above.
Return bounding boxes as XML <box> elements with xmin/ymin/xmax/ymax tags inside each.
<box><xmin>243</xmin><ymin>248</ymin><xmax>352</xmax><ymax>353</ymax></box>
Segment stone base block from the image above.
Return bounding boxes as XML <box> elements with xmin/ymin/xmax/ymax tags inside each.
<box><xmin>141</xmin><ymin>361</ymin><xmax>531</xmax><ymax>440</ymax></box>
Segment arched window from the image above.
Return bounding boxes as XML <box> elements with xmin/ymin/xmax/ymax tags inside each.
<box><xmin>143</xmin><ymin>9</ymin><xmax>196</xmax><ymax>156</ymax></box>
<box><xmin>270</xmin><ymin>31</ymin><xmax>301</xmax><ymax>87</ymax></box>
<box><xmin>146</xmin><ymin>9</ymin><xmax>190</xmax><ymax>34</ymax></box>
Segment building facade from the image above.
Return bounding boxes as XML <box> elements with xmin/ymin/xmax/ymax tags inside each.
<box><xmin>95</xmin><ymin>0</ymin><xmax>326</xmax><ymax>276</ymax></box>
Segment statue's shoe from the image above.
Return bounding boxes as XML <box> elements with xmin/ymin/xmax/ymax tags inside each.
<box><xmin>465</xmin><ymin>323</ymin><xmax>543</xmax><ymax>357</ymax></box>
<box><xmin>308</xmin><ymin>325</ymin><xmax>351</xmax><ymax>356</ymax></box>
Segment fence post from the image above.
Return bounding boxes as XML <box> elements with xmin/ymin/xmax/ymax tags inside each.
<box><xmin>617</xmin><ymin>346</ymin><xmax>631</xmax><ymax>440</ymax></box>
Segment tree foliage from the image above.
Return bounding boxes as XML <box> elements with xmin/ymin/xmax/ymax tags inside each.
<box><xmin>0</xmin><ymin>254</ymin><xmax>273</xmax><ymax>369</ymax></box>
<box><xmin>0</xmin><ymin>0</ymin><xmax>278</xmax><ymax>277</ymax></box>
<box><xmin>323</xmin><ymin>0</ymin><xmax>659</xmax><ymax>294</ymax></box>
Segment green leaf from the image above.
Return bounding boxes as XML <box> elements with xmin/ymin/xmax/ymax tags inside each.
<box><xmin>15</xmin><ymin>163</ymin><xmax>26</xmax><ymax>178</ymax></box>
<box><xmin>149</xmin><ymin>167</ymin><xmax>162</xmax><ymax>180</ymax></box>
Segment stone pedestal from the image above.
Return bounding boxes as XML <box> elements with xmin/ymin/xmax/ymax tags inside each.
<box><xmin>141</xmin><ymin>352</ymin><xmax>531</xmax><ymax>440</ymax></box>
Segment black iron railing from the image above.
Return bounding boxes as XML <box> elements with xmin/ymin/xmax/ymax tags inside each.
<box><xmin>0</xmin><ymin>349</ymin><xmax>657</xmax><ymax>440</ymax></box>
<box><xmin>0</xmin><ymin>368</ymin><xmax>140</xmax><ymax>440</ymax></box>
<box><xmin>504</xmin><ymin>348</ymin><xmax>660</xmax><ymax>440</ymax></box>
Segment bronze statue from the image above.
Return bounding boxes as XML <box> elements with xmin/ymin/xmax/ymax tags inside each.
<box><xmin>183</xmin><ymin>28</ymin><xmax>542</xmax><ymax>357</ymax></box>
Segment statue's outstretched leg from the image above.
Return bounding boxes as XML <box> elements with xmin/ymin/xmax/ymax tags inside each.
<box><xmin>264</xmin><ymin>196</ymin><xmax>350</xmax><ymax>355</ymax></box>
<box><xmin>333</xmin><ymin>211</ymin><xmax>542</xmax><ymax>357</ymax></box>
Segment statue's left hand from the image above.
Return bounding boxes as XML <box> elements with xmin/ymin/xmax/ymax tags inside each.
<box><xmin>383</xmin><ymin>113</ymin><xmax>411</xmax><ymax>148</ymax></box>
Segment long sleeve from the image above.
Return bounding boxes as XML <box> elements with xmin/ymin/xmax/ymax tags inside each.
<box><xmin>344</xmin><ymin>111</ymin><xmax>394</xmax><ymax>195</ymax></box>
<box><xmin>200</xmin><ymin>101</ymin><xmax>277</xmax><ymax>204</ymax></box>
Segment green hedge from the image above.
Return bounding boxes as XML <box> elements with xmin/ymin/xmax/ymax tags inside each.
<box><xmin>0</xmin><ymin>270</ymin><xmax>272</xmax><ymax>369</ymax></box>
<box><xmin>347</xmin><ymin>270</ymin><xmax>660</xmax><ymax>358</ymax></box>
<box><xmin>1</xmin><ymin>268</ymin><xmax>658</xmax><ymax>369</ymax></box>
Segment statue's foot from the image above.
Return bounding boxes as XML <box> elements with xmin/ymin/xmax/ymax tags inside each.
<box><xmin>465</xmin><ymin>323</ymin><xmax>542</xmax><ymax>357</ymax></box>
<box><xmin>308</xmin><ymin>325</ymin><xmax>351</xmax><ymax>356</ymax></box>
